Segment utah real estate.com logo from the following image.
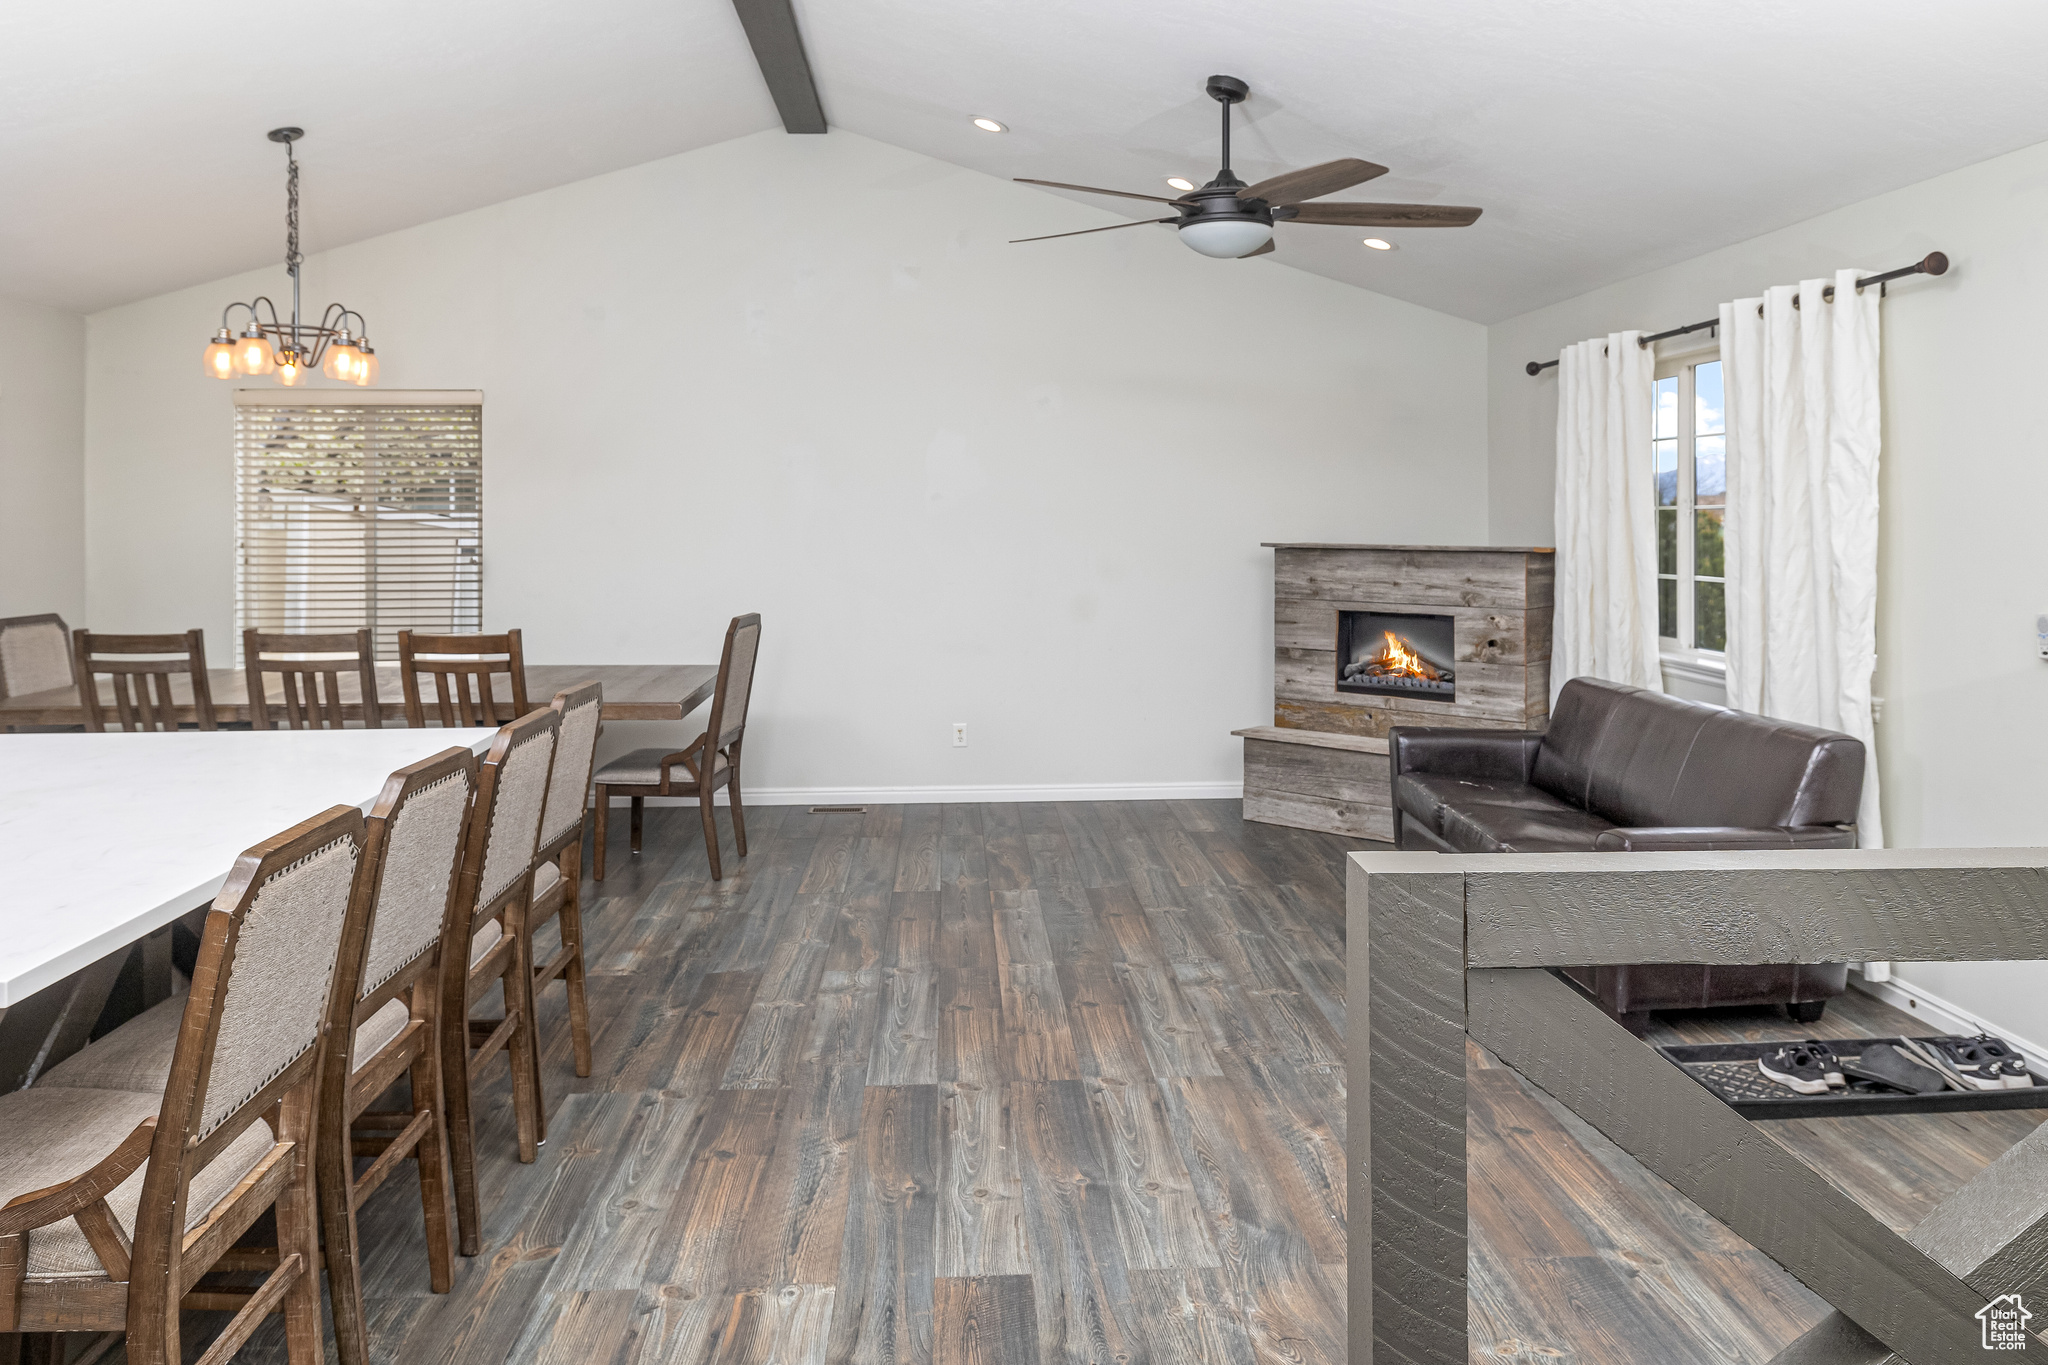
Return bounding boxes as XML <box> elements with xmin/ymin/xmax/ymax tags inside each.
<box><xmin>1978</xmin><ymin>1293</ymin><xmax>2033</xmax><ymax>1351</ymax></box>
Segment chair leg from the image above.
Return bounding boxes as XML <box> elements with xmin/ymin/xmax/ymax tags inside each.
<box><xmin>727</xmin><ymin>747</ymin><xmax>748</xmax><ymax>859</ymax></box>
<box><xmin>411</xmin><ymin>977</ymin><xmax>458</xmax><ymax>1293</ymax></box>
<box><xmin>275</xmin><ymin>1084</ymin><xmax>327</xmax><ymax>1365</ymax></box>
<box><xmin>593</xmin><ymin>786</ymin><xmax>609</xmax><ymax>881</ymax></box>
<box><xmin>439</xmin><ymin>953</ymin><xmax>484</xmax><ymax>1257</ymax></box>
<box><xmin>506</xmin><ymin>904</ymin><xmax>543</xmax><ymax>1160</ymax></box>
<box><xmin>699</xmin><ymin>788</ymin><xmax>723</xmax><ymax>881</ymax></box>
<box><xmin>317</xmin><ymin>1084</ymin><xmax>372</xmax><ymax>1365</ymax></box>
<box><xmin>630</xmin><ymin>796</ymin><xmax>644</xmax><ymax>855</ymax></box>
<box><xmin>560</xmin><ymin>842</ymin><xmax>593</xmax><ymax>1078</ymax></box>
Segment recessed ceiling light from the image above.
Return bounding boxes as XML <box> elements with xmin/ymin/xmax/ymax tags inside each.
<box><xmin>972</xmin><ymin>117</ymin><xmax>1006</xmax><ymax>133</ymax></box>
<box><xmin>1362</xmin><ymin>238</ymin><xmax>1394</xmax><ymax>251</ymax></box>
<box><xmin>1166</xmin><ymin>177</ymin><xmax>1196</xmax><ymax>192</ymax></box>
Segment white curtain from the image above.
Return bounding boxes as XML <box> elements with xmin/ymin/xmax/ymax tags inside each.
<box><xmin>1720</xmin><ymin>270</ymin><xmax>1883</xmax><ymax>845</ymax></box>
<box><xmin>1553</xmin><ymin>331</ymin><xmax>1661</xmax><ymax>700</ymax></box>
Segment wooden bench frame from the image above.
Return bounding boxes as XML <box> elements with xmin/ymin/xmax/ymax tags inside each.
<box><xmin>1350</xmin><ymin>847</ymin><xmax>2048</xmax><ymax>1365</ymax></box>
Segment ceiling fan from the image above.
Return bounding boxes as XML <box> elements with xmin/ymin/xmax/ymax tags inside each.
<box><xmin>1012</xmin><ymin>75</ymin><xmax>1482</xmax><ymax>259</ymax></box>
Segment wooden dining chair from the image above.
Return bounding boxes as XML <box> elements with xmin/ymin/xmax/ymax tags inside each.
<box><xmin>245</xmin><ymin>628</ymin><xmax>384</xmax><ymax>729</ymax></box>
<box><xmin>2</xmin><ymin>804</ymin><xmax>367</xmax><ymax>1365</ymax></box>
<box><xmin>317</xmin><ymin>747</ymin><xmax>476</xmax><ymax>1365</ymax></box>
<box><xmin>398</xmin><ymin>629</ymin><xmax>529</xmax><ymax>727</ymax></box>
<box><xmin>440</xmin><ymin>706</ymin><xmax>558</xmax><ymax>1255</ymax></box>
<box><xmin>522</xmin><ymin>682</ymin><xmax>603</xmax><ymax>1137</ymax></box>
<box><xmin>72</xmin><ymin>629</ymin><xmax>218</xmax><ymax>732</ymax></box>
<box><xmin>592</xmin><ymin>613</ymin><xmax>760</xmax><ymax>881</ymax></box>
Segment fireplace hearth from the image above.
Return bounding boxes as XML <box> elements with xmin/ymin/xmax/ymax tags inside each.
<box><xmin>1336</xmin><ymin>609</ymin><xmax>1456</xmax><ymax>700</ymax></box>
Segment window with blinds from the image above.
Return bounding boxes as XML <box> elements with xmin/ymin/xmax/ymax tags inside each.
<box><xmin>233</xmin><ymin>390</ymin><xmax>483</xmax><ymax>661</ymax></box>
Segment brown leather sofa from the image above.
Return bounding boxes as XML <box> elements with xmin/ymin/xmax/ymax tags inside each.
<box><xmin>1389</xmin><ymin>677</ymin><xmax>1865</xmax><ymax>1032</ymax></box>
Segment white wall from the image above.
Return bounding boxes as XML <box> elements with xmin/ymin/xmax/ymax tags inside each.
<box><xmin>1485</xmin><ymin>137</ymin><xmax>2048</xmax><ymax>1046</ymax></box>
<box><xmin>0</xmin><ymin>295</ymin><xmax>85</xmax><ymax>623</ymax></box>
<box><xmin>84</xmin><ymin>128</ymin><xmax>1489</xmax><ymax>798</ymax></box>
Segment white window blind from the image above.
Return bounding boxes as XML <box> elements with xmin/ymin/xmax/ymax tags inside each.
<box><xmin>234</xmin><ymin>390</ymin><xmax>483</xmax><ymax>661</ymax></box>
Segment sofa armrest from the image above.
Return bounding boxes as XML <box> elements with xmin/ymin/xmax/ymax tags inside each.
<box><xmin>1592</xmin><ymin>825</ymin><xmax>1858</xmax><ymax>852</ymax></box>
<box><xmin>1388</xmin><ymin>727</ymin><xmax>1544</xmax><ymax>784</ymax></box>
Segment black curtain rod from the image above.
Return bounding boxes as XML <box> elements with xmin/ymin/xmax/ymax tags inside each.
<box><xmin>1524</xmin><ymin>251</ymin><xmax>1949</xmax><ymax>376</ymax></box>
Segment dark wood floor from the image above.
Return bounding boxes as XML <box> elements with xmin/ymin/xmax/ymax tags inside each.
<box><xmin>160</xmin><ymin>799</ymin><xmax>1354</xmax><ymax>1365</ymax></box>
<box><xmin>1469</xmin><ymin>989</ymin><xmax>2048</xmax><ymax>1363</ymax></box>
<box><xmin>109</xmin><ymin>801</ymin><xmax>2045</xmax><ymax>1365</ymax></box>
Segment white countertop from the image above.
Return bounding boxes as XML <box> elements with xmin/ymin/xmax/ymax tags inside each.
<box><xmin>0</xmin><ymin>728</ymin><xmax>494</xmax><ymax>1007</ymax></box>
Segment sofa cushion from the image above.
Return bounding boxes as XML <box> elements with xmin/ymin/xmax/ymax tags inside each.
<box><xmin>1396</xmin><ymin>773</ymin><xmax>1574</xmax><ymax>840</ymax></box>
<box><xmin>1439</xmin><ymin>798</ymin><xmax>1615</xmax><ymax>853</ymax></box>
<box><xmin>1531</xmin><ymin>677</ymin><xmax>1864</xmax><ymax>831</ymax></box>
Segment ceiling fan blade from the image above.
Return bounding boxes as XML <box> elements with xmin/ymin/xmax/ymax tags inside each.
<box><xmin>1014</xmin><ymin>178</ymin><xmax>1188</xmax><ymax>205</ymax></box>
<box><xmin>1239</xmin><ymin>238</ymin><xmax>1276</xmax><ymax>258</ymax></box>
<box><xmin>1284</xmin><ymin>202</ymin><xmax>1483</xmax><ymax>227</ymax></box>
<box><xmin>1009</xmin><ymin>217</ymin><xmax>1179</xmax><ymax>244</ymax></box>
<box><xmin>1241</xmin><ymin>158</ymin><xmax>1389</xmax><ymax>206</ymax></box>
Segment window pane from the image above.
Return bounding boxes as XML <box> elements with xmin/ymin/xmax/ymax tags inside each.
<box><xmin>1695</xmin><ymin>434</ymin><xmax>1725</xmax><ymax>508</ymax></box>
<box><xmin>1696</xmin><ymin>580</ymin><xmax>1726</xmax><ymax>652</ymax></box>
<box><xmin>1658</xmin><ymin>577</ymin><xmax>1677</xmax><ymax>640</ymax></box>
<box><xmin>1695</xmin><ymin>361</ymin><xmax>1724</xmax><ymax>436</ymax></box>
<box><xmin>1654</xmin><ymin>376</ymin><xmax>1678</xmax><ymax>440</ymax></box>
<box><xmin>1695</xmin><ymin>507</ymin><xmax>1724</xmax><ymax>577</ymax></box>
<box><xmin>1655</xmin><ymin>439</ymin><xmax>1678</xmax><ymax>506</ymax></box>
<box><xmin>1658</xmin><ymin>508</ymin><xmax>1677</xmax><ymax>574</ymax></box>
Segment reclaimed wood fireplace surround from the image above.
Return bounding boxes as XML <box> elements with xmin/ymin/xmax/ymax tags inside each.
<box><xmin>1236</xmin><ymin>544</ymin><xmax>1556</xmax><ymax>841</ymax></box>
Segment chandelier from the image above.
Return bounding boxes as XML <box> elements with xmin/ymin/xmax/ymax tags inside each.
<box><xmin>202</xmin><ymin>128</ymin><xmax>378</xmax><ymax>387</ymax></box>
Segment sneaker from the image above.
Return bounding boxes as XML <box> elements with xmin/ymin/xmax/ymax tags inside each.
<box><xmin>1759</xmin><ymin>1040</ymin><xmax>1843</xmax><ymax>1095</ymax></box>
<box><xmin>1927</xmin><ymin>1034</ymin><xmax>2025</xmax><ymax>1092</ymax></box>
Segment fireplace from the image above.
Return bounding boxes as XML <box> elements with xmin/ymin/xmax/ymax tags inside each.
<box><xmin>1336</xmin><ymin>610</ymin><xmax>1456</xmax><ymax>700</ymax></box>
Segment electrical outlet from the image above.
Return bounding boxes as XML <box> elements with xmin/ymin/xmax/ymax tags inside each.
<box><xmin>952</xmin><ymin>722</ymin><xmax>968</xmax><ymax>748</ymax></box>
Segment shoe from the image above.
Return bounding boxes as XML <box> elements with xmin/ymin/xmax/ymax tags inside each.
<box><xmin>1902</xmin><ymin>1035</ymin><xmax>2025</xmax><ymax>1092</ymax></box>
<box><xmin>1942</xmin><ymin>1034</ymin><xmax>2034</xmax><ymax>1089</ymax></box>
<box><xmin>1759</xmin><ymin>1040</ymin><xmax>1843</xmax><ymax>1095</ymax></box>
<box><xmin>1846</xmin><ymin>1043</ymin><xmax>1945</xmax><ymax>1094</ymax></box>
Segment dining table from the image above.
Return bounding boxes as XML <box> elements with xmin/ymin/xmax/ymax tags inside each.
<box><xmin>0</xmin><ymin>661</ymin><xmax>719</xmax><ymax>728</ymax></box>
<box><xmin>0</xmin><ymin>728</ymin><xmax>510</xmax><ymax>1092</ymax></box>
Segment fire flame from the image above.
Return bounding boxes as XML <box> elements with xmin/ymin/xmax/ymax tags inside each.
<box><xmin>1378</xmin><ymin>631</ymin><xmax>1438</xmax><ymax>679</ymax></box>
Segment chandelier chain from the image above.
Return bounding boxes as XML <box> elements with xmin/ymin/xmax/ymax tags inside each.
<box><xmin>285</xmin><ymin>140</ymin><xmax>302</xmax><ymax>277</ymax></box>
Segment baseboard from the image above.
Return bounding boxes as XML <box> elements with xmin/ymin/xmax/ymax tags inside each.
<box><xmin>606</xmin><ymin>780</ymin><xmax>1245</xmax><ymax>808</ymax></box>
<box><xmin>1852</xmin><ymin>968</ymin><xmax>2048</xmax><ymax>1073</ymax></box>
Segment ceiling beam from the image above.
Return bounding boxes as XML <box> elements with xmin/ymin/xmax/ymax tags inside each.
<box><xmin>731</xmin><ymin>0</ymin><xmax>827</xmax><ymax>134</ymax></box>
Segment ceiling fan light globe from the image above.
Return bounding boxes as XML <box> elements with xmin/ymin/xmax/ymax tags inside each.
<box><xmin>1178</xmin><ymin>219</ymin><xmax>1273</xmax><ymax>259</ymax></box>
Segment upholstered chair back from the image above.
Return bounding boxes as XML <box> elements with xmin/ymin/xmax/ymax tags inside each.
<box><xmin>474</xmin><ymin>708</ymin><xmax>561</xmax><ymax>910</ymax></box>
<box><xmin>193</xmin><ymin>811</ymin><xmax>365</xmax><ymax>1137</ymax></box>
<box><xmin>359</xmin><ymin>749</ymin><xmax>477</xmax><ymax>993</ymax></box>
<box><xmin>708</xmin><ymin>614</ymin><xmax>762</xmax><ymax>751</ymax></box>
<box><xmin>0</xmin><ymin>614</ymin><xmax>73</xmax><ymax>699</ymax></box>
<box><xmin>538</xmin><ymin>683</ymin><xmax>604</xmax><ymax>851</ymax></box>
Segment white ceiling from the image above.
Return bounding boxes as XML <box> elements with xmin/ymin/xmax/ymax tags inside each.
<box><xmin>11</xmin><ymin>0</ymin><xmax>2048</xmax><ymax>321</ymax></box>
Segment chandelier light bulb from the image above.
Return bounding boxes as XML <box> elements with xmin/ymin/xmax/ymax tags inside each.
<box><xmin>352</xmin><ymin>345</ymin><xmax>378</xmax><ymax>386</ymax></box>
<box><xmin>236</xmin><ymin>330</ymin><xmax>275</xmax><ymax>376</ymax></box>
<box><xmin>323</xmin><ymin>337</ymin><xmax>356</xmax><ymax>381</ymax></box>
<box><xmin>203</xmin><ymin>329</ymin><xmax>237</xmax><ymax>380</ymax></box>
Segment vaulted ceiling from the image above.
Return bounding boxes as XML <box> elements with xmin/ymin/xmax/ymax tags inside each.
<box><xmin>10</xmin><ymin>0</ymin><xmax>2048</xmax><ymax>320</ymax></box>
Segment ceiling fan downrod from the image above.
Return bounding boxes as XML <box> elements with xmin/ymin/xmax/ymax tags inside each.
<box><xmin>1207</xmin><ymin>74</ymin><xmax>1249</xmax><ymax>186</ymax></box>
